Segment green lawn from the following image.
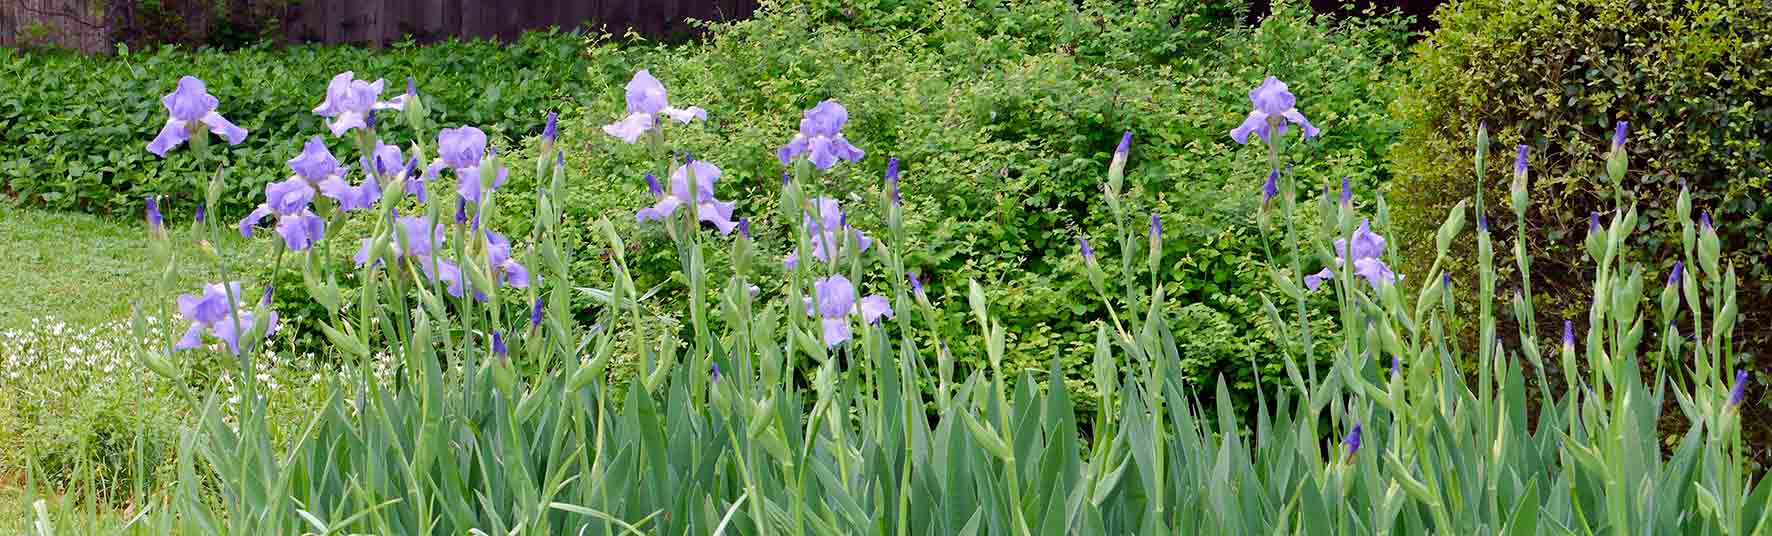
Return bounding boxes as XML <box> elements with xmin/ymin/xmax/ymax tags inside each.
<box><xmin>0</xmin><ymin>201</ymin><xmax>265</xmax><ymax>329</ymax></box>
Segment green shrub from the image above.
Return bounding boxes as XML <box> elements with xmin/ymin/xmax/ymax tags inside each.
<box><xmin>1388</xmin><ymin>0</ymin><xmax>1772</xmax><ymax>352</ymax></box>
<box><xmin>0</xmin><ymin>31</ymin><xmax>591</xmax><ymax>218</ymax></box>
<box><xmin>500</xmin><ymin>0</ymin><xmax>1410</xmax><ymax>408</ymax></box>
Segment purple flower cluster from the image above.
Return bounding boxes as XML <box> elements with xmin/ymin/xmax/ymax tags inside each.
<box><xmin>635</xmin><ymin>160</ymin><xmax>740</xmax><ymax>235</ymax></box>
<box><xmin>1230</xmin><ymin>76</ymin><xmax>1319</xmax><ymax>145</ymax></box>
<box><xmin>777</xmin><ymin>100</ymin><xmax>864</xmax><ymax>170</ymax></box>
<box><xmin>174</xmin><ymin>282</ymin><xmax>278</xmax><ymax>355</ymax></box>
<box><xmin>785</xmin><ymin>198</ymin><xmax>872</xmax><ymax>268</ymax></box>
<box><xmin>147</xmin><ymin>76</ymin><xmax>248</xmax><ymax>156</ymax></box>
<box><xmin>1304</xmin><ymin>220</ymin><xmax>1396</xmax><ymax>290</ymax></box>
<box><xmin>312</xmin><ymin>71</ymin><xmax>407</xmax><ymax>136</ymax></box>
<box><xmin>804</xmin><ymin>274</ymin><xmax>893</xmax><ymax>347</ymax></box>
<box><xmin>603</xmin><ymin>70</ymin><xmax>706</xmax><ymax>143</ymax></box>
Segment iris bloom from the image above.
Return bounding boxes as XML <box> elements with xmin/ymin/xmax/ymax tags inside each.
<box><xmin>602</xmin><ymin>70</ymin><xmax>706</xmax><ymax>143</ymax></box>
<box><xmin>434</xmin><ymin>126</ymin><xmax>507</xmax><ymax>203</ymax></box>
<box><xmin>174</xmin><ymin>282</ymin><xmax>278</xmax><ymax>355</ymax></box>
<box><xmin>484</xmin><ymin>230</ymin><xmax>533</xmax><ymax>289</ymax></box>
<box><xmin>784</xmin><ymin>197</ymin><xmax>872</xmax><ymax>268</ymax></box>
<box><xmin>367</xmin><ymin>141</ymin><xmax>404</xmax><ymax>179</ymax></box>
<box><xmin>355</xmin><ymin>215</ymin><xmax>445</xmax><ymax>267</ymax></box>
<box><xmin>1304</xmin><ymin>219</ymin><xmax>1395</xmax><ymax>290</ymax></box>
<box><xmin>313</xmin><ymin>71</ymin><xmax>406</xmax><ymax>136</ymax></box>
<box><xmin>803</xmin><ymin>274</ymin><xmax>893</xmax><ymax>347</ymax></box>
<box><xmin>239</xmin><ymin>178</ymin><xmax>326</xmax><ymax>250</ymax></box>
<box><xmin>147</xmin><ymin>76</ymin><xmax>247</xmax><ymax>156</ymax></box>
<box><xmin>777</xmin><ymin>100</ymin><xmax>864</xmax><ymax>169</ymax></box>
<box><xmin>636</xmin><ymin>160</ymin><xmax>739</xmax><ymax>235</ymax></box>
<box><xmin>1229</xmin><ymin>76</ymin><xmax>1319</xmax><ymax>145</ymax></box>
<box><xmin>288</xmin><ymin>137</ymin><xmax>347</xmax><ymax>185</ymax></box>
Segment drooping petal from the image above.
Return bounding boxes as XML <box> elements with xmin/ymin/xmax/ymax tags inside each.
<box><xmin>1352</xmin><ymin>258</ymin><xmax>1397</xmax><ymax>288</ymax></box>
<box><xmin>776</xmin><ymin>135</ymin><xmax>809</xmax><ymax>166</ymax></box>
<box><xmin>858</xmin><ymin>295</ymin><xmax>893</xmax><ymax>324</ymax></box>
<box><xmin>276</xmin><ymin>211</ymin><xmax>326</xmax><ymax>251</ymax></box>
<box><xmin>1229</xmin><ymin>110</ymin><xmax>1269</xmax><ymax>145</ymax></box>
<box><xmin>636</xmin><ymin>196</ymin><xmax>685</xmax><ymax>222</ymax></box>
<box><xmin>174</xmin><ymin>322</ymin><xmax>206</xmax><ymax>351</ymax></box>
<box><xmin>662</xmin><ymin>106</ymin><xmax>706</xmax><ymax>123</ymax></box>
<box><xmin>1303</xmin><ymin>267</ymin><xmax>1335</xmax><ymax>291</ymax></box>
<box><xmin>199</xmin><ymin>112</ymin><xmax>247</xmax><ymax>145</ymax></box>
<box><xmin>698</xmin><ymin>202</ymin><xmax>740</xmax><ymax>235</ymax></box>
<box><xmin>821</xmin><ymin>317</ymin><xmax>852</xmax><ymax>348</ymax></box>
<box><xmin>238</xmin><ymin>205</ymin><xmax>273</xmax><ymax>237</ymax></box>
<box><xmin>327</xmin><ymin>111</ymin><xmax>368</xmax><ymax>137</ymax></box>
<box><xmin>146</xmin><ymin>119</ymin><xmax>190</xmax><ymax>157</ymax></box>
<box><xmin>1281</xmin><ymin>109</ymin><xmax>1320</xmax><ymax>140</ymax></box>
<box><xmin>602</xmin><ymin>113</ymin><xmax>655</xmax><ymax>144</ymax></box>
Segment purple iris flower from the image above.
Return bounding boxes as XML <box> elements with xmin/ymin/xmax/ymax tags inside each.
<box><xmin>492</xmin><ymin>330</ymin><xmax>508</xmax><ymax>357</ymax></box>
<box><xmin>1305</xmin><ymin>219</ymin><xmax>1395</xmax><ymax>290</ymax></box>
<box><xmin>1229</xmin><ymin>76</ymin><xmax>1320</xmax><ymax>145</ymax></box>
<box><xmin>1390</xmin><ymin>356</ymin><xmax>1401</xmax><ymax>378</ymax></box>
<box><xmin>1729</xmin><ymin>369</ymin><xmax>1749</xmax><ymax>407</ymax></box>
<box><xmin>908</xmin><ymin>271</ymin><xmax>924</xmax><ymax>296</ymax></box>
<box><xmin>1668</xmin><ymin>261</ymin><xmax>1684</xmax><ymax>287</ymax></box>
<box><xmin>1079</xmin><ymin>235</ymin><xmax>1094</xmax><ymax>260</ymax></box>
<box><xmin>1612</xmin><ymin>121</ymin><xmax>1628</xmax><ymax>151</ymax></box>
<box><xmin>784</xmin><ymin>197</ymin><xmax>872</xmax><ymax>268</ymax></box>
<box><xmin>1261</xmin><ymin>170</ymin><xmax>1279</xmax><ymax>205</ymax></box>
<box><xmin>738</xmin><ymin>218</ymin><xmax>751</xmax><ymax>239</ymax></box>
<box><xmin>886</xmin><ymin>157</ymin><xmax>901</xmax><ymax>205</ymax></box>
<box><xmin>319</xmin><ymin>175</ymin><xmax>381</xmax><ymax>212</ymax></box>
<box><xmin>368</xmin><ymin>141</ymin><xmax>404</xmax><ymax>178</ymax></box>
<box><xmin>433</xmin><ymin>126</ymin><xmax>507</xmax><ymax>203</ymax></box>
<box><xmin>1563</xmin><ymin>321</ymin><xmax>1575</xmax><ymax>350</ymax></box>
<box><xmin>312</xmin><ymin>71</ymin><xmax>407</xmax><ymax>136</ymax></box>
<box><xmin>1115</xmin><ymin>130</ymin><xmax>1132</xmax><ymax>157</ymax></box>
<box><xmin>1150</xmin><ymin>214</ymin><xmax>1162</xmax><ymax>238</ymax></box>
<box><xmin>195</xmin><ymin>204</ymin><xmax>206</xmax><ymax>224</ymax></box>
<box><xmin>355</xmin><ymin>216</ymin><xmax>446</xmax><ymax>266</ymax></box>
<box><xmin>1342</xmin><ymin>422</ymin><xmax>1362</xmax><ymax>460</ymax></box>
<box><xmin>1515</xmin><ymin>145</ymin><xmax>1529</xmax><ymax>176</ymax></box>
<box><xmin>777</xmin><ymin>100</ymin><xmax>865</xmax><ymax>170</ymax></box>
<box><xmin>1701</xmin><ymin>211</ymin><xmax>1714</xmax><ymax>231</ymax></box>
<box><xmin>173</xmin><ymin>282</ymin><xmax>278</xmax><ymax>356</ymax></box>
<box><xmin>239</xmin><ymin>178</ymin><xmax>326</xmax><ymax>250</ymax></box>
<box><xmin>147</xmin><ymin>76</ymin><xmax>247</xmax><ymax>157</ymax></box>
<box><xmin>711</xmin><ymin>362</ymin><xmax>722</xmax><ymax>381</ymax></box>
<box><xmin>287</xmin><ymin>136</ymin><xmax>347</xmax><ymax>185</ymax></box>
<box><xmin>636</xmin><ymin>160</ymin><xmax>739</xmax><ymax>235</ymax></box>
<box><xmin>485</xmin><ymin>230</ymin><xmax>533</xmax><ymax>288</ymax></box>
<box><xmin>603</xmin><ymin>70</ymin><xmax>706</xmax><ymax>143</ymax></box>
<box><xmin>146</xmin><ymin>196</ymin><xmax>164</xmax><ymax>235</ymax></box>
<box><xmin>1339</xmin><ymin>177</ymin><xmax>1353</xmax><ymax>206</ymax></box>
<box><xmin>803</xmin><ymin>274</ymin><xmax>893</xmax><ymax>348</ymax></box>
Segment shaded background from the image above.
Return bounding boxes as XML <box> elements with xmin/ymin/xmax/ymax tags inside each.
<box><xmin>3</xmin><ymin>0</ymin><xmax>1444</xmax><ymax>53</ymax></box>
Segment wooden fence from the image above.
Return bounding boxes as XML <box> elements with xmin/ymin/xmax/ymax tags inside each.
<box><xmin>0</xmin><ymin>0</ymin><xmax>760</xmax><ymax>53</ymax></box>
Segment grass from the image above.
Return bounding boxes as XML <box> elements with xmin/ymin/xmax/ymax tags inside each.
<box><xmin>0</xmin><ymin>200</ymin><xmax>267</xmax><ymax>329</ymax></box>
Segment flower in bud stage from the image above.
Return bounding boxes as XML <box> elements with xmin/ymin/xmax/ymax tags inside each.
<box><xmin>886</xmin><ymin>157</ymin><xmax>901</xmax><ymax>205</ymax></box>
<box><xmin>530</xmin><ymin>297</ymin><xmax>545</xmax><ymax>329</ymax></box>
<box><xmin>1612</xmin><ymin>121</ymin><xmax>1629</xmax><ymax>151</ymax></box>
<box><xmin>1514</xmin><ymin>145</ymin><xmax>1529</xmax><ymax>176</ymax></box>
<box><xmin>1729</xmin><ymin>369</ymin><xmax>1749</xmax><ymax>407</ymax></box>
<box><xmin>1342</xmin><ymin>422</ymin><xmax>1362</xmax><ymax>462</ymax></box>
<box><xmin>1079</xmin><ymin>235</ymin><xmax>1094</xmax><ymax>260</ymax></box>
<box><xmin>1339</xmin><ymin>176</ymin><xmax>1352</xmax><ymax>207</ymax></box>
<box><xmin>542</xmin><ymin>111</ymin><xmax>558</xmax><ymax>144</ymax></box>
<box><xmin>1149</xmin><ymin>214</ymin><xmax>1162</xmax><ymax>238</ymax></box>
<box><xmin>1668</xmin><ymin>261</ymin><xmax>1684</xmax><ymax>287</ymax></box>
<box><xmin>1563</xmin><ymin>320</ymin><xmax>1575</xmax><ymax>350</ymax></box>
<box><xmin>492</xmin><ymin>330</ymin><xmax>508</xmax><ymax>357</ymax></box>
<box><xmin>146</xmin><ymin>196</ymin><xmax>164</xmax><ymax>235</ymax></box>
<box><xmin>1261</xmin><ymin>170</ymin><xmax>1279</xmax><ymax>205</ymax></box>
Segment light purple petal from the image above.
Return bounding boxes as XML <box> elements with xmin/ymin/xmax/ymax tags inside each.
<box><xmin>437</xmin><ymin>126</ymin><xmax>488</xmax><ymax>168</ymax></box>
<box><xmin>783</xmin><ymin>251</ymin><xmax>799</xmax><ymax>269</ymax></box>
<box><xmin>624</xmin><ymin>70</ymin><xmax>670</xmax><ymax>115</ymax></box>
<box><xmin>636</xmin><ymin>196</ymin><xmax>684</xmax><ymax>222</ymax></box>
<box><xmin>858</xmin><ymin>295</ymin><xmax>893</xmax><ymax>324</ymax></box>
<box><xmin>814</xmin><ymin>275</ymin><xmax>857</xmax><ymax>318</ymax></box>
<box><xmin>602</xmin><ymin>113</ymin><xmax>655</xmax><ymax>144</ymax></box>
<box><xmin>662</xmin><ymin>106</ymin><xmax>706</xmax><ymax>123</ymax></box>
<box><xmin>1250</xmin><ymin>76</ymin><xmax>1296</xmax><ymax>116</ymax></box>
<box><xmin>163</xmin><ymin>76</ymin><xmax>218</xmax><ymax>122</ymax></box>
<box><xmin>777</xmin><ymin>136</ymin><xmax>808</xmax><ymax>166</ymax></box>
<box><xmin>327</xmin><ymin>111</ymin><xmax>368</xmax><ymax>137</ymax></box>
<box><xmin>288</xmin><ymin>136</ymin><xmax>340</xmax><ymax>182</ymax></box>
<box><xmin>1230</xmin><ymin>110</ymin><xmax>1268</xmax><ymax>145</ymax></box>
<box><xmin>799</xmin><ymin>100</ymin><xmax>849</xmax><ymax>137</ymax></box>
<box><xmin>174</xmin><ymin>322</ymin><xmax>205</xmax><ymax>351</ymax></box>
<box><xmin>238</xmin><ymin>205</ymin><xmax>272</xmax><ymax>237</ymax></box>
<box><xmin>1303</xmin><ymin>267</ymin><xmax>1335</xmax><ymax>291</ymax></box>
<box><xmin>821</xmin><ymin>318</ymin><xmax>852</xmax><ymax>348</ymax></box>
<box><xmin>1282</xmin><ymin>109</ymin><xmax>1320</xmax><ymax>140</ymax></box>
<box><xmin>199</xmin><ymin>112</ymin><xmax>247</xmax><ymax>145</ymax></box>
<box><xmin>1353</xmin><ymin>258</ymin><xmax>1397</xmax><ymax>288</ymax></box>
<box><xmin>147</xmin><ymin>119</ymin><xmax>189</xmax><ymax>157</ymax></box>
<box><xmin>275</xmin><ymin>211</ymin><xmax>326</xmax><ymax>251</ymax></box>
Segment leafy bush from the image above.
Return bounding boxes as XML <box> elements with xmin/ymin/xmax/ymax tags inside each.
<box><xmin>1388</xmin><ymin>0</ymin><xmax>1772</xmax><ymax>350</ymax></box>
<box><xmin>0</xmin><ymin>30</ymin><xmax>591</xmax><ymax>217</ymax></box>
<box><xmin>500</xmin><ymin>0</ymin><xmax>1411</xmax><ymax>408</ymax></box>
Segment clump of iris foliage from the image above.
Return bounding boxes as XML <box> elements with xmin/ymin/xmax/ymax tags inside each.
<box><xmin>24</xmin><ymin>55</ymin><xmax>1767</xmax><ymax>533</ymax></box>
